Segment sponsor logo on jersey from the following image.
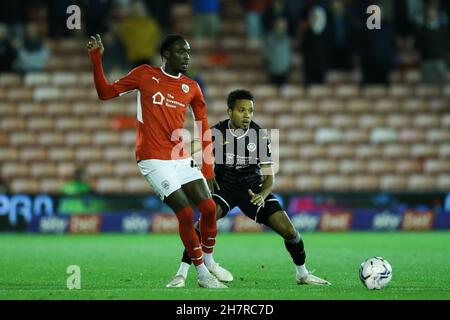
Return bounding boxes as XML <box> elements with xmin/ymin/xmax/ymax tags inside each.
<box><xmin>152</xmin><ymin>92</ymin><xmax>165</xmax><ymax>105</ymax></box>
<box><xmin>161</xmin><ymin>180</ymin><xmax>170</xmax><ymax>190</ymax></box>
<box><xmin>181</xmin><ymin>84</ymin><xmax>189</xmax><ymax>93</ymax></box>
<box><xmin>247</xmin><ymin>142</ymin><xmax>256</xmax><ymax>152</ymax></box>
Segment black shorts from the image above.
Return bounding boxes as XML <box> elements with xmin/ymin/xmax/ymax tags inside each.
<box><xmin>212</xmin><ymin>184</ymin><xmax>283</xmax><ymax>224</ymax></box>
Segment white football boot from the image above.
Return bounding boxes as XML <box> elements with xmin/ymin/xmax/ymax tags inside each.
<box><xmin>206</xmin><ymin>262</ymin><xmax>234</xmax><ymax>282</ymax></box>
<box><xmin>296</xmin><ymin>271</ymin><xmax>331</xmax><ymax>285</ymax></box>
<box><xmin>198</xmin><ymin>274</ymin><xmax>228</xmax><ymax>289</ymax></box>
<box><xmin>166</xmin><ymin>275</ymin><xmax>186</xmax><ymax>288</ymax></box>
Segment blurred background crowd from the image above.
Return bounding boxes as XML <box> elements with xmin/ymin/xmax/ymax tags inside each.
<box><xmin>0</xmin><ymin>0</ymin><xmax>449</xmax><ymax>195</ymax></box>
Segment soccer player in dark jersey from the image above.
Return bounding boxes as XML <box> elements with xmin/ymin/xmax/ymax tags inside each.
<box><xmin>167</xmin><ymin>89</ymin><xmax>330</xmax><ymax>287</ymax></box>
<box><xmin>87</xmin><ymin>34</ymin><xmax>229</xmax><ymax>288</ymax></box>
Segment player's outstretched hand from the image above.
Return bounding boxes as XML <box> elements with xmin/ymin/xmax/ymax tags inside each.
<box><xmin>87</xmin><ymin>34</ymin><xmax>104</xmax><ymax>55</ymax></box>
<box><xmin>248</xmin><ymin>189</ymin><xmax>265</xmax><ymax>207</ymax></box>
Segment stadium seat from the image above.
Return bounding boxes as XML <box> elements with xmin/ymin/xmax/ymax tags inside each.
<box><xmin>367</xmin><ymin>159</ymin><xmax>395</xmax><ymax>174</ymax></box>
<box><xmin>45</xmin><ymin>102</ymin><xmax>72</xmax><ymax>116</ymax></box>
<box><xmin>34</xmin><ymin>87</ymin><xmax>61</xmax><ymax>101</ymax></box>
<box><xmin>18</xmin><ymin>102</ymin><xmax>45</xmax><ymax>116</ymax></box>
<box><xmin>57</xmin><ymin>162</ymin><xmax>76</xmax><ymax>178</ymax></box>
<box><xmin>92</xmin><ymin>132</ymin><xmax>121</xmax><ymax>146</ymax></box>
<box><xmin>399</xmin><ymin>128</ymin><xmax>426</xmax><ymax>143</ymax></box>
<box><xmin>272</xmin><ymin>176</ymin><xmax>296</xmax><ymax>192</ymax></box>
<box><xmin>30</xmin><ymin>163</ymin><xmax>57</xmax><ymax>177</ymax></box>
<box><xmin>327</xmin><ymin>145</ymin><xmax>354</xmax><ymax>158</ymax></box>
<box><xmin>386</xmin><ymin>114</ymin><xmax>412</xmax><ymax>128</ymax></box>
<box><xmin>0</xmin><ymin>73</ymin><xmax>21</xmax><ymax>86</ymax></box>
<box><xmin>95</xmin><ymin>177</ymin><xmax>124</xmax><ymax>193</ymax></box>
<box><xmin>318</xmin><ymin>99</ymin><xmax>346</xmax><ymax>113</ymax></box>
<box><xmin>442</xmin><ymin>114</ymin><xmax>450</xmax><ymax>127</ymax></box>
<box><xmin>352</xmin><ymin>175</ymin><xmax>379</xmax><ymax>190</ymax></box>
<box><xmin>281</xmin><ymin>160</ymin><xmax>310</xmax><ymax>175</ymax></box>
<box><xmin>306</xmin><ymin>85</ymin><xmax>333</xmax><ymax>99</ymax></box>
<box><xmin>414</xmin><ymin>114</ymin><xmax>440</xmax><ymax>128</ymax></box>
<box><xmin>295</xmin><ymin>175</ymin><xmax>323</xmax><ymax>191</ymax></box>
<box><xmin>10</xmin><ymin>179</ymin><xmax>39</xmax><ymax>193</ymax></box>
<box><xmin>290</xmin><ymin>100</ymin><xmax>317</xmax><ymax>113</ymax></box>
<box><xmin>40</xmin><ymin>178</ymin><xmax>63</xmax><ymax>193</ymax></box>
<box><xmin>82</xmin><ymin>118</ymin><xmax>110</xmax><ymax>131</ymax></box>
<box><xmin>1</xmin><ymin>117</ymin><xmax>26</xmax><ymax>131</ymax></box>
<box><xmin>410</xmin><ymin>144</ymin><xmax>438</xmax><ymax>157</ymax></box>
<box><xmin>424</xmin><ymin>159</ymin><xmax>450</xmax><ymax>173</ymax></box>
<box><xmin>358</xmin><ymin>114</ymin><xmax>385</xmax><ymax>128</ymax></box>
<box><xmin>383</xmin><ymin>144</ymin><xmax>410</xmax><ymax>158</ymax></box>
<box><xmin>401</xmin><ymin>98</ymin><xmax>427</xmax><ymax>113</ymax></box>
<box><xmin>48</xmin><ymin>148</ymin><xmax>75</xmax><ymax>162</ymax></box>
<box><xmin>27</xmin><ymin>117</ymin><xmax>54</xmax><ymax>131</ymax></box>
<box><xmin>395</xmin><ymin>159</ymin><xmax>422</xmax><ymax>174</ymax></box>
<box><xmin>9</xmin><ymin>132</ymin><xmax>37</xmax><ymax>146</ymax></box>
<box><xmin>339</xmin><ymin>160</ymin><xmax>367</xmax><ymax>174</ymax></box>
<box><xmin>114</xmin><ymin>162</ymin><xmax>139</xmax><ymax>177</ymax></box>
<box><xmin>370</xmin><ymin>128</ymin><xmax>398</xmax><ymax>143</ymax></box>
<box><xmin>37</xmin><ymin>132</ymin><xmax>65</xmax><ymax>146</ymax></box>
<box><xmin>251</xmin><ymin>114</ymin><xmax>274</xmax><ymax>129</ymax></box>
<box><xmin>343</xmin><ymin>129</ymin><xmax>370</xmax><ymax>143</ymax></box>
<box><xmin>24</xmin><ymin>73</ymin><xmax>50</xmax><ymax>86</ymax></box>
<box><xmin>278</xmin><ymin>145</ymin><xmax>299</xmax><ymax>159</ymax></box>
<box><xmin>85</xmin><ymin>162</ymin><xmax>114</xmax><ymax>177</ymax></box>
<box><xmin>380</xmin><ymin>174</ymin><xmax>407</xmax><ymax>190</ymax></box>
<box><xmin>1</xmin><ymin>162</ymin><xmax>29</xmax><ymax>178</ymax></box>
<box><xmin>408</xmin><ymin>175</ymin><xmax>436</xmax><ymax>190</ymax></box>
<box><xmin>438</xmin><ymin>144</ymin><xmax>450</xmax><ymax>157</ymax></box>
<box><xmin>330</xmin><ymin>114</ymin><xmax>358</xmax><ymax>128</ymax></box>
<box><xmin>361</xmin><ymin>85</ymin><xmax>387</xmax><ymax>98</ymax></box>
<box><xmin>315</xmin><ymin>128</ymin><xmax>343</xmax><ymax>143</ymax></box>
<box><xmin>279</xmin><ymin>85</ymin><xmax>305</xmax><ymax>99</ymax></box>
<box><xmin>298</xmin><ymin>145</ymin><xmax>327</xmax><ymax>159</ymax></box>
<box><xmin>286</xmin><ymin>129</ymin><xmax>314</xmax><ymax>143</ymax></box>
<box><xmin>19</xmin><ymin>148</ymin><xmax>47</xmax><ymax>161</ymax></box>
<box><xmin>251</xmin><ymin>85</ymin><xmax>278</xmax><ymax>99</ymax></box>
<box><xmin>355</xmin><ymin>145</ymin><xmax>383</xmax><ymax>159</ymax></box>
<box><xmin>335</xmin><ymin>84</ymin><xmax>359</xmax><ymax>98</ymax></box>
<box><xmin>124</xmin><ymin>177</ymin><xmax>151</xmax><ymax>193</ymax></box>
<box><xmin>55</xmin><ymin>118</ymin><xmax>82</xmax><ymax>131</ymax></box>
<box><xmin>427</xmin><ymin>129</ymin><xmax>450</xmax><ymax>143</ymax></box>
<box><xmin>65</xmin><ymin>132</ymin><xmax>92</xmax><ymax>146</ymax></box>
<box><xmin>323</xmin><ymin>175</ymin><xmax>352</xmax><ymax>191</ymax></box>
<box><xmin>262</xmin><ymin>99</ymin><xmax>290</xmax><ymax>114</ymax></box>
<box><xmin>415</xmin><ymin>85</ymin><xmax>441</xmax><ymax>98</ymax></box>
<box><xmin>346</xmin><ymin>99</ymin><xmax>372</xmax><ymax>113</ymax></box>
<box><xmin>75</xmin><ymin>148</ymin><xmax>102</xmax><ymax>162</ymax></box>
<box><xmin>437</xmin><ymin>175</ymin><xmax>450</xmax><ymax>190</ymax></box>
<box><xmin>51</xmin><ymin>72</ymin><xmax>78</xmax><ymax>87</ymax></box>
<box><xmin>389</xmin><ymin>84</ymin><xmax>412</xmax><ymax>98</ymax></box>
<box><xmin>104</xmin><ymin>146</ymin><xmax>133</xmax><ymax>161</ymax></box>
<box><xmin>311</xmin><ymin>160</ymin><xmax>339</xmax><ymax>174</ymax></box>
<box><xmin>373</xmin><ymin>98</ymin><xmax>400</xmax><ymax>113</ymax></box>
<box><xmin>302</xmin><ymin>114</ymin><xmax>330</xmax><ymax>128</ymax></box>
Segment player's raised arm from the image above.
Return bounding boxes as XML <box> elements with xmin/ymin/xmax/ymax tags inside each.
<box><xmin>87</xmin><ymin>34</ymin><xmax>119</xmax><ymax>100</ymax></box>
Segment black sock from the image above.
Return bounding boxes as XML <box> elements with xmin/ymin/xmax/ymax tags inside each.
<box><xmin>284</xmin><ymin>238</ymin><xmax>306</xmax><ymax>266</ymax></box>
<box><xmin>181</xmin><ymin>224</ymin><xmax>201</xmax><ymax>265</ymax></box>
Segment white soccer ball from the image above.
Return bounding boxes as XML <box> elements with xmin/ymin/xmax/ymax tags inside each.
<box><xmin>359</xmin><ymin>257</ymin><xmax>392</xmax><ymax>290</ymax></box>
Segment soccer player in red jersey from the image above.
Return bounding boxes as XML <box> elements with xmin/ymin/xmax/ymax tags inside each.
<box><xmin>87</xmin><ymin>34</ymin><xmax>230</xmax><ymax>288</ymax></box>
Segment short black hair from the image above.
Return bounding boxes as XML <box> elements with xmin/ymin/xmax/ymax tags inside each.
<box><xmin>160</xmin><ymin>34</ymin><xmax>186</xmax><ymax>59</ymax></box>
<box><xmin>227</xmin><ymin>89</ymin><xmax>254</xmax><ymax>110</ymax></box>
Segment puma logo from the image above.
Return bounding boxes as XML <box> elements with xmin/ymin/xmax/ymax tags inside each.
<box><xmin>152</xmin><ymin>77</ymin><xmax>160</xmax><ymax>83</ymax></box>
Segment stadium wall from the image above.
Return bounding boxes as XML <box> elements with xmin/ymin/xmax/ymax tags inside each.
<box><xmin>1</xmin><ymin>193</ymin><xmax>449</xmax><ymax>233</ymax></box>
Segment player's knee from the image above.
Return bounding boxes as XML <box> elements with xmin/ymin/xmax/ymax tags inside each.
<box><xmin>197</xmin><ymin>198</ymin><xmax>216</xmax><ymax>216</ymax></box>
<box><xmin>283</xmin><ymin>224</ymin><xmax>298</xmax><ymax>240</ymax></box>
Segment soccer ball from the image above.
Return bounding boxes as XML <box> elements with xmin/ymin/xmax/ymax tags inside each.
<box><xmin>359</xmin><ymin>257</ymin><xmax>392</xmax><ymax>290</ymax></box>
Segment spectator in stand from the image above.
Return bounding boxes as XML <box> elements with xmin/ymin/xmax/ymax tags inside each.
<box><xmin>102</xmin><ymin>20</ymin><xmax>130</xmax><ymax>74</ymax></box>
<box><xmin>60</xmin><ymin>168</ymin><xmax>91</xmax><ymax>196</ymax></box>
<box><xmin>329</xmin><ymin>0</ymin><xmax>352</xmax><ymax>70</ymax></box>
<box><xmin>17</xmin><ymin>22</ymin><xmax>50</xmax><ymax>73</ymax></box>
<box><xmin>414</xmin><ymin>0</ymin><xmax>450</xmax><ymax>86</ymax></box>
<box><xmin>0</xmin><ymin>23</ymin><xmax>17</xmax><ymax>72</ymax></box>
<box><xmin>263</xmin><ymin>17</ymin><xmax>292</xmax><ymax>88</ymax></box>
<box><xmin>241</xmin><ymin>0</ymin><xmax>270</xmax><ymax>40</ymax></box>
<box><xmin>119</xmin><ymin>0</ymin><xmax>161</xmax><ymax>67</ymax></box>
<box><xmin>357</xmin><ymin>0</ymin><xmax>397</xmax><ymax>86</ymax></box>
<box><xmin>262</xmin><ymin>0</ymin><xmax>291</xmax><ymax>35</ymax></box>
<box><xmin>298</xmin><ymin>1</ymin><xmax>334</xmax><ymax>86</ymax></box>
<box><xmin>192</xmin><ymin>0</ymin><xmax>221</xmax><ymax>40</ymax></box>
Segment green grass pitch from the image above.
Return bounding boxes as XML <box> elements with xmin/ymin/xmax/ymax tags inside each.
<box><xmin>0</xmin><ymin>232</ymin><xmax>449</xmax><ymax>300</ymax></box>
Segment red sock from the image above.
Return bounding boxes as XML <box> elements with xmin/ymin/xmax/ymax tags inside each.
<box><xmin>197</xmin><ymin>198</ymin><xmax>217</xmax><ymax>254</ymax></box>
<box><xmin>176</xmin><ymin>206</ymin><xmax>203</xmax><ymax>266</ymax></box>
